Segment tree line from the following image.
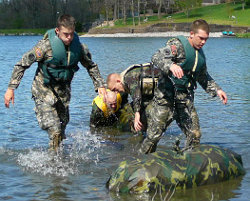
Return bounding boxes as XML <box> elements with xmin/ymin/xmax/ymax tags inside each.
<box><xmin>0</xmin><ymin>0</ymin><xmax>248</xmax><ymax>31</ymax></box>
<box><xmin>0</xmin><ymin>0</ymin><xmax>99</xmax><ymax>31</ymax></box>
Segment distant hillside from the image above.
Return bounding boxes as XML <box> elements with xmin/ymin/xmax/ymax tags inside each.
<box><xmin>167</xmin><ymin>2</ymin><xmax>250</xmax><ymax>26</ymax></box>
<box><xmin>89</xmin><ymin>2</ymin><xmax>250</xmax><ymax>34</ymax></box>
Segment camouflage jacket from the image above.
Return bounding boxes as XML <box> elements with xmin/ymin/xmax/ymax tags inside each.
<box><xmin>121</xmin><ymin>63</ymin><xmax>162</xmax><ymax>113</ymax></box>
<box><xmin>151</xmin><ymin>36</ymin><xmax>221</xmax><ymax>97</ymax></box>
<box><xmin>8</xmin><ymin>30</ymin><xmax>105</xmax><ymax>106</ymax></box>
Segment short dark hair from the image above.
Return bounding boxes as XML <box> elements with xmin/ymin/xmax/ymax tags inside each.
<box><xmin>57</xmin><ymin>14</ymin><xmax>76</xmax><ymax>29</ymax></box>
<box><xmin>190</xmin><ymin>19</ymin><xmax>209</xmax><ymax>34</ymax></box>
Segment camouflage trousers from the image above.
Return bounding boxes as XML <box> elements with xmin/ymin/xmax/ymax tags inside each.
<box><xmin>139</xmin><ymin>90</ymin><xmax>201</xmax><ymax>154</ymax></box>
<box><xmin>34</xmin><ymin>97</ymin><xmax>69</xmax><ymax>150</ymax></box>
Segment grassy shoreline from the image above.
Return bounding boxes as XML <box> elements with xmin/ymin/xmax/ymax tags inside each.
<box><xmin>0</xmin><ymin>28</ymin><xmax>47</xmax><ymax>36</ymax></box>
<box><xmin>95</xmin><ymin>2</ymin><xmax>250</xmax><ymax>37</ymax></box>
<box><xmin>235</xmin><ymin>32</ymin><xmax>250</xmax><ymax>38</ymax></box>
<box><xmin>0</xmin><ymin>3</ymin><xmax>249</xmax><ymax>38</ymax></box>
<box><xmin>113</xmin><ymin>2</ymin><xmax>250</xmax><ymax>27</ymax></box>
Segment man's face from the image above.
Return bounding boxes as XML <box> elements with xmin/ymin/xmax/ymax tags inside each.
<box><xmin>109</xmin><ymin>80</ymin><xmax>125</xmax><ymax>93</ymax></box>
<box><xmin>107</xmin><ymin>100</ymin><xmax>117</xmax><ymax>111</ymax></box>
<box><xmin>55</xmin><ymin>26</ymin><xmax>75</xmax><ymax>46</ymax></box>
<box><xmin>189</xmin><ymin>29</ymin><xmax>209</xmax><ymax>50</ymax></box>
<box><xmin>106</xmin><ymin>95</ymin><xmax>117</xmax><ymax>111</ymax></box>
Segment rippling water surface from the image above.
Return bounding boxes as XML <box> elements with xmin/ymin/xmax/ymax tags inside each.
<box><xmin>0</xmin><ymin>36</ymin><xmax>249</xmax><ymax>201</ymax></box>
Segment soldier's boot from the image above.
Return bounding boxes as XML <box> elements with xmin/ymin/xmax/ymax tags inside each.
<box><xmin>173</xmin><ymin>138</ymin><xmax>181</xmax><ymax>153</ymax></box>
<box><xmin>61</xmin><ymin>130</ymin><xmax>66</xmax><ymax>140</ymax></box>
<box><xmin>191</xmin><ymin>130</ymin><xmax>201</xmax><ymax>146</ymax></box>
<box><xmin>185</xmin><ymin>135</ymin><xmax>200</xmax><ymax>150</ymax></box>
<box><xmin>192</xmin><ymin>137</ymin><xmax>200</xmax><ymax>145</ymax></box>
<box><xmin>61</xmin><ymin>125</ymin><xmax>67</xmax><ymax>140</ymax></box>
<box><xmin>49</xmin><ymin>133</ymin><xmax>62</xmax><ymax>151</ymax></box>
<box><xmin>139</xmin><ymin>137</ymin><xmax>157</xmax><ymax>154</ymax></box>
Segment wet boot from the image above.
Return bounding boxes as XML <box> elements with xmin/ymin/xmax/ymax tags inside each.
<box><xmin>185</xmin><ymin>135</ymin><xmax>200</xmax><ymax>150</ymax></box>
<box><xmin>61</xmin><ymin>131</ymin><xmax>66</xmax><ymax>140</ymax></box>
<box><xmin>61</xmin><ymin>126</ymin><xmax>67</xmax><ymax>140</ymax></box>
<box><xmin>173</xmin><ymin>138</ymin><xmax>181</xmax><ymax>153</ymax></box>
<box><xmin>49</xmin><ymin>133</ymin><xmax>62</xmax><ymax>151</ymax></box>
<box><xmin>139</xmin><ymin>137</ymin><xmax>157</xmax><ymax>154</ymax></box>
<box><xmin>192</xmin><ymin>137</ymin><xmax>200</xmax><ymax>146</ymax></box>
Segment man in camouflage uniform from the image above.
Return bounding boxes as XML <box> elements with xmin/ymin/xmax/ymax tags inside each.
<box><xmin>90</xmin><ymin>90</ymin><xmax>123</xmax><ymax>128</ymax></box>
<box><xmin>90</xmin><ymin>90</ymin><xmax>134</xmax><ymax>132</ymax></box>
<box><xmin>4</xmin><ymin>14</ymin><xmax>106</xmax><ymax>150</ymax></box>
<box><xmin>139</xmin><ymin>19</ymin><xmax>228</xmax><ymax>154</ymax></box>
<box><xmin>107</xmin><ymin>63</ymin><xmax>162</xmax><ymax>132</ymax></box>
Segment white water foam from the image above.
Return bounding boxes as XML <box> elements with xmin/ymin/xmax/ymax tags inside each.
<box><xmin>17</xmin><ymin>130</ymin><xmax>101</xmax><ymax>177</ymax></box>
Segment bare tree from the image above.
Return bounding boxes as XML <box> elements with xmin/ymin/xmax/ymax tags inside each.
<box><xmin>104</xmin><ymin>0</ymin><xmax>118</xmax><ymax>26</ymax></box>
<box><xmin>162</xmin><ymin>0</ymin><xmax>171</xmax><ymax>14</ymax></box>
<box><xmin>131</xmin><ymin>0</ymin><xmax>135</xmax><ymax>26</ymax></box>
<box><xmin>142</xmin><ymin>0</ymin><xmax>148</xmax><ymax>19</ymax></box>
<box><xmin>117</xmin><ymin>0</ymin><xmax>120</xmax><ymax>19</ymax></box>
<box><xmin>113</xmin><ymin>0</ymin><xmax>118</xmax><ymax>20</ymax></box>
<box><xmin>48</xmin><ymin>0</ymin><xmax>58</xmax><ymax>26</ymax></box>
<box><xmin>121</xmin><ymin>0</ymin><xmax>127</xmax><ymax>24</ymax></box>
<box><xmin>240</xmin><ymin>0</ymin><xmax>246</xmax><ymax>10</ymax></box>
<box><xmin>138</xmin><ymin>0</ymin><xmax>141</xmax><ymax>25</ymax></box>
<box><xmin>156</xmin><ymin>0</ymin><xmax>163</xmax><ymax>19</ymax></box>
<box><xmin>60</xmin><ymin>0</ymin><xmax>69</xmax><ymax>14</ymax></box>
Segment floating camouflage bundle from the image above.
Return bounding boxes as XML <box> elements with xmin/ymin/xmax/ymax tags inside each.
<box><xmin>107</xmin><ymin>144</ymin><xmax>245</xmax><ymax>194</ymax></box>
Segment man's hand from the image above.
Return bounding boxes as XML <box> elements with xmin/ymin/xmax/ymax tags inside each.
<box><xmin>4</xmin><ymin>88</ymin><xmax>15</xmax><ymax>108</ymax></box>
<box><xmin>134</xmin><ymin>112</ymin><xmax>143</xmax><ymax>132</ymax></box>
<box><xmin>170</xmin><ymin>64</ymin><xmax>184</xmax><ymax>79</ymax></box>
<box><xmin>217</xmin><ymin>89</ymin><xmax>227</xmax><ymax>105</ymax></box>
<box><xmin>98</xmin><ymin>87</ymin><xmax>107</xmax><ymax>102</ymax></box>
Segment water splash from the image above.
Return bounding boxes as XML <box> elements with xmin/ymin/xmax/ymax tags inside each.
<box><xmin>17</xmin><ymin>130</ymin><xmax>101</xmax><ymax>177</ymax></box>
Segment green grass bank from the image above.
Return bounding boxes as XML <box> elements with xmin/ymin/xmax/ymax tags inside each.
<box><xmin>94</xmin><ymin>2</ymin><xmax>250</xmax><ymax>37</ymax></box>
<box><xmin>0</xmin><ymin>28</ymin><xmax>47</xmax><ymax>36</ymax></box>
<box><xmin>0</xmin><ymin>3</ymin><xmax>249</xmax><ymax>37</ymax></box>
<box><xmin>114</xmin><ymin>2</ymin><xmax>250</xmax><ymax>27</ymax></box>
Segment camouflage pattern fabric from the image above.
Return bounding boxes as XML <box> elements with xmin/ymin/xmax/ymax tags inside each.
<box><xmin>34</xmin><ymin>97</ymin><xmax>68</xmax><ymax>149</ymax></box>
<box><xmin>90</xmin><ymin>101</ymin><xmax>121</xmax><ymax>128</ymax></box>
<box><xmin>140</xmin><ymin>36</ymin><xmax>223</xmax><ymax>153</ymax></box>
<box><xmin>107</xmin><ymin>144</ymin><xmax>245</xmax><ymax>194</ymax></box>
<box><xmin>117</xmin><ymin>102</ymin><xmax>138</xmax><ymax>133</ymax></box>
<box><xmin>140</xmin><ymin>90</ymin><xmax>201</xmax><ymax>153</ymax></box>
<box><xmin>90</xmin><ymin>92</ymin><xmax>133</xmax><ymax>130</ymax></box>
<box><xmin>90</xmin><ymin>102</ymin><xmax>138</xmax><ymax>134</ymax></box>
<box><xmin>121</xmin><ymin>63</ymin><xmax>162</xmax><ymax>113</ymax></box>
<box><xmin>116</xmin><ymin>63</ymin><xmax>162</xmax><ymax>133</ymax></box>
<box><xmin>151</xmin><ymin>37</ymin><xmax>221</xmax><ymax>96</ymax></box>
<box><xmin>7</xmin><ymin>30</ymin><xmax>105</xmax><ymax>149</ymax></box>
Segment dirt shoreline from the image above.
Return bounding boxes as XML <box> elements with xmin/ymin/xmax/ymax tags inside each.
<box><xmin>80</xmin><ymin>31</ymin><xmax>223</xmax><ymax>38</ymax></box>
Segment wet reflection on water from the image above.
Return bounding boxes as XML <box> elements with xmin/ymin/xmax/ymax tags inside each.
<box><xmin>109</xmin><ymin>177</ymin><xmax>243</xmax><ymax>201</ymax></box>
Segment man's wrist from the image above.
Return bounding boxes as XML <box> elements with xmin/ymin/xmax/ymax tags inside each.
<box><xmin>7</xmin><ymin>86</ymin><xmax>15</xmax><ymax>90</ymax></box>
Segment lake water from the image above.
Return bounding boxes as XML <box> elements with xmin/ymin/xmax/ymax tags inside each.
<box><xmin>0</xmin><ymin>36</ymin><xmax>249</xmax><ymax>201</ymax></box>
